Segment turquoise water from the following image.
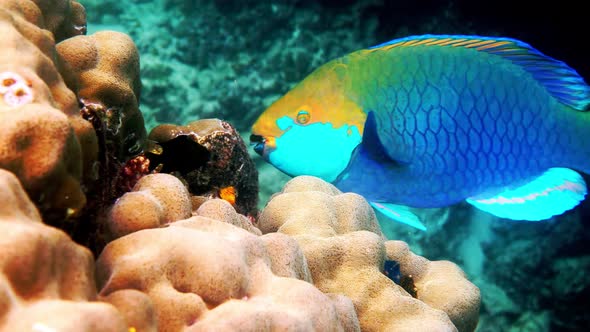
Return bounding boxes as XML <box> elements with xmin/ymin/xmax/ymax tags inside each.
<box><xmin>81</xmin><ymin>1</ymin><xmax>590</xmax><ymax>330</ymax></box>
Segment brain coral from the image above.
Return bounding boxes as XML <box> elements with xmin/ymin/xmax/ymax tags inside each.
<box><xmin>96</xmin><ymin>205</ymin><xmax>360</xmax><ymax>331</ymax></box>
<box><xmin>0</xmin><ymin>169</ymin><xmax>127</xmax><ymax>331</ymax></box>
<box><xmin>258</xmin><ymin>175</ymin><xmax>481</xmax><ymax>332</ymax></box>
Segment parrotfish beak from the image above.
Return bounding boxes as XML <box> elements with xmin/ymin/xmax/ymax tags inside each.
<box><xmin>250</xmin><ymin>134</ymin><xmax>266</xmax><ymax>156</ymax></box>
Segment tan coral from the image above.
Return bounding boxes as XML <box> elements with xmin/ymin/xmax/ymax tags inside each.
<box><xmin>0</xmin><ymin>169</ymin><xmax>127</xmax><ymax>332</ymax></box>
<box><xmin>0</xmin><ymin>0</ymin><xmax>96</xmax><ymax>217</ymax></box>
<box><xmin>96</xmin><ymin>214</ymin><xmax>360</xmax><ymax>332</ymax></box>
<box><xmin>57</xmin><ymin>30</ymin><xmax>146</xmax><ymax>163</ymax></box>
<box><xmin>108</xmin><ymin>173</ymin><xmax>193</xmax><ymax>238</ymax></box>
<box><xmin>195</xmin><ymin>198</ymin><xmax>262</xmax><ymax>235</ymax></box>
<box><xmin>100</xmin><ymin>289</ymin><xmax>158</xmax><ymax>332</ymax></box>
<box><xmin>57</xmin><ymin>30</ymin><xmax>148</xmax><ymax>222</ymax></box>
<box><xmin>258</xmin><ymin>175</ymin><xmax>481</xmax><ymax>332</ymax></box>
<box><xmin>386</xmin><ymin>241</ymin><xmax>481</xmax><ymax>332</ymax></box>
<box><xmin>0</xmin><ymin>103</ymin><xmax>85</xmax><ymax>214</ymax></box>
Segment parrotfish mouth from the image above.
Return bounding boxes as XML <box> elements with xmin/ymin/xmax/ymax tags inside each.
<box><xmin>250</xmin><ymin>134</ymin><xmax>266</xmax><ymax>156</ymax></box>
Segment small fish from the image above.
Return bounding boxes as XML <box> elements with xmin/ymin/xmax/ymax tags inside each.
<box><xmin>251</xmin><ymin>35</ymin><xmax>590</xmax><ymax>230</ymax></box>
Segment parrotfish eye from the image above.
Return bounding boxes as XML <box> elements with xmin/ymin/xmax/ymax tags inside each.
<box><xmin>296</xmin><ymin>110</ymin><xmax>311</xmax><ymax>124</ymax></box>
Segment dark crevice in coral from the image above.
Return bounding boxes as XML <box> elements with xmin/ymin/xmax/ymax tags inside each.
<box><xmin>146</xmin><ymin>136</ymin><xmax>210</xmax><ymax>174</ymax></box>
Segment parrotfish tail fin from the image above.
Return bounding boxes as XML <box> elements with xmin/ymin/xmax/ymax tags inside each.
<box><xmin>467</xmin><ymin>168</ymin><xmax>587</xmax><ymax>221</ymax></box>
<box><xmin>370</xmin><ymin>202</ymin><xmax>427</xmax><ymax>231</ymax></box>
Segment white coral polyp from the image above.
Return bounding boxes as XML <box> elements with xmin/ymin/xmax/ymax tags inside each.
<box><xmin>1</xmin><ymin>72</ymin><xmax>34</xmax><ymax>107</ymax></box>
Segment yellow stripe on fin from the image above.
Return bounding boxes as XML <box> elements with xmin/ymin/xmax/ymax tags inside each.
<box><xmin>451</xmin><ymin>39</ymin><xmax>480</xmax><ymax>47</ymax></box>
<box><xmin>475</xmin><ymin>41</ymin><xmax>511</xmax><ymax>51</ymax></box>
<box><xmin>464</xmin><ymin>40</ymin><xmax>497</xmax><ymax>48</ymax></box>
<box><xmin>425</xmin><ymin>38</ymin><xmax>453</xmax><ymax>46</ymax></box>
<box><xmin>412</xmin><ymin>38</ymin><xmax>437</xmax><ymax>46</ymax></box>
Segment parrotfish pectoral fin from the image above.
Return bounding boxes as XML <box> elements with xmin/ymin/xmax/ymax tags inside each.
<box><xmin>361</xmin><ymin>111</ymin><xmax>400</xmax><ymax>164</ymax></box>
<box><xmin>334</xmin><ymin>111</ymin><xmax>406</xmax><ymax>198</ymax></box>
<box><xmin>466</xmin><ymin>168</ymin><xmax>587</xmax><ymax>221</ymax></box>
<box><xmin>370</xmin><ymin>202</ymin><xmax>427</xmax><ymax>231</ymax></box>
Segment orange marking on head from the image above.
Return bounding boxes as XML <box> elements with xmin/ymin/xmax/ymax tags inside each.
<box><xmin>252</xmin><ymin>58</ymin><xmax>366</xmax><ymax>139</ymax></box>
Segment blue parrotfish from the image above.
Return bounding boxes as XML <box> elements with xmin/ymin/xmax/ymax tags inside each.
<box><xmin>250</xmin><ymin>35</ymin><xmax>590</xmax><ymax>230</ymax></box>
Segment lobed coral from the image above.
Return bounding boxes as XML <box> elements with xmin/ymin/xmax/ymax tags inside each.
<box><xmin>0</xmin><ymin>169</ymin><xmax>127</xmax><ymax>332</ymax></box>
<box><xmin>108</xmin><ymin>173</ymin><xmax>192</xmax><ymax>239</ymax></box>
<box><xmin>258</xmin><ymin>176</ymin><xmax>481</xmax><ymax>332</ymax></box>
<box><xmin>57</xmin><ymin>30</ymin><xmax>147</xmax><ymax>201</ymax></box>
<box><xmin>97</xmin><ymin>198</ymin><xmax>359</xmax><ymax>332</ymax></box>
<box><xmin>0</xmin><ymin>0</ymin><xmax>92</xmax><ymax>221</ymax></box>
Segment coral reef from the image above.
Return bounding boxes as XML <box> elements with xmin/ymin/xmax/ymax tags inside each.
<box><xmin>0</xmin><ymin>169</ymin><xmax>127</xmax><ymax>331</ymax></box>
<box><xmin>107</xmin><ymin>173</ymin><xmax>192</xmax><ymax>238</ymax></box>
<box><xmin>386</xmin><ymin>241</ymin><xmax>481</xmax><ymax>332</ymax></box>
<box><xmin>0</xmin><ymin>0</ymin><xmax>91</xmax><ymax>221</ymax></box>
<box><xmin>0</xmin><ymin>1</ymin><xmax>487</xmax><ymax>331</ymax></box>
<box><xmin>258</xmin><ymin>176</ymin><xmax>481</xmax><ymax>332</ymax></box>
<box><xmin>97</xmin><ymin>198</ymin><xmax>360</xmax><ymax>332</ymax></box>
<box><xmin>57</xmin><ymin>30</ymin><xmax>146</xmax><ymax>206</ymax></box>
<box><xmin>148</xmin><ymin>119</ymin><xmax>258</xmax><ymax>217</ymax></box>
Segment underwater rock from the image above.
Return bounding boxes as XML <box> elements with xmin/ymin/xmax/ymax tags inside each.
<box><xmin>148</xmin><ymin>119</ymin><xmax>258</xmax><ymax>218</ymax></box>
<box><xmin>96</xmin><ymin>212</ymin><xmax>359</xmax><ymax>331</ymax></box>
<box><xmin>0</xmin><ymin>169</ymin><xmax>127</xmax><ymax>331</ymax></box>
<box><xmin>258</xmin><ymin>175</ymin><xmax>481</xmax><ymax>332</ymax></box>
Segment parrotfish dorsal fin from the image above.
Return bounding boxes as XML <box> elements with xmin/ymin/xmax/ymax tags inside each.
<box><xmin>369</xmin><ymin>35</ymin><xmax>590</xmax><ymax>111</ymax></box>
